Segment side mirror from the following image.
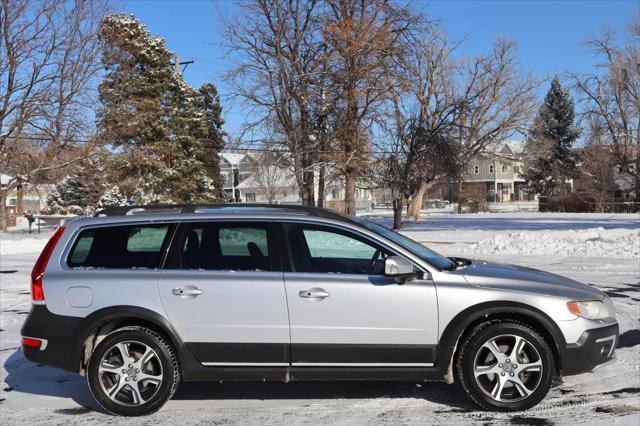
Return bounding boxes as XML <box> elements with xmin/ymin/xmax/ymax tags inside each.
<box><xmin>384</xmin><ymin>256</ymin><xmax>417</xmax><ymax>283</ymax></box>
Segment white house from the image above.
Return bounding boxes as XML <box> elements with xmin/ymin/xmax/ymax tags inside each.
<box><xmin>218</xmin><ymin>151</ymin><xmax>374</xmax><ymax>210</ymax></box>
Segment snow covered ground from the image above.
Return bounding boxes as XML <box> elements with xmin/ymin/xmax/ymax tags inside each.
<box><xmin>0</xmin><ymin>212</ymin><xmax>639</xmax><ymax>425</ymax></box>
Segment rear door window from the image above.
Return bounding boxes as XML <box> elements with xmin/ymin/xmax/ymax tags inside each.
<box><xmin>67</xmin><ymin>224</ymin><xmax>172</xmax><ymax>269</ymax></box>
<box><xmin>178</xmin><ymin>222</ymin><xmax>277</xmax><ymax>271</ymax></box>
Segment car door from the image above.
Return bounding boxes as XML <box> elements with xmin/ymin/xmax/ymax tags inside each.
<box><xmin>157</xmin><ymin>221</ymin><xmax>290</xmax><ymax>366</ymax></box>
<box><xmin>282</xmin><ymin>222</ymin><xmax>439</xmax><ymax>367</ymax></box>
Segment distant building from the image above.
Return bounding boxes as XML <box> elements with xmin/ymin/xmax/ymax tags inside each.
<box><xmin>218</xmin><ymin>151</ymin><xmax>374</xmax><ymax>210</ymax></box>
<box><xmin>574</xmin><ymin>145</ymin><xmax>638</xmax><ymax>204</ymax></box>
<box><xmin>611</xmin><ymin>154</ymin><xmax>638</xmax><ymax>202</ymax></box>
<box><xmin>460</xmin><ymin>141</ymin><xmax>534</xmax><ymax>202</ymax></box>
<box><xmin>219</xmin><ymin>152</ymin><xmax>299</xmax><ymax>203</ymax></box>
<box><xmin>1</xmin><ymin>174</ymin><xmax>54</xmax><ymax>213</ymax></box>
<box><xmin>2</xmin><ymin>174</ymin><xmax>54</xmax><ymax>227</ymax></box>
<box><xmin>321</xmin><ymin>178</ymin><xmax>375</xmax><ymax>212</ymax></box>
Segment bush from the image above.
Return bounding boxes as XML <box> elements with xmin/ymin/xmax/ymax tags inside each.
<box><xmin>542</xmin><ymin>194</ymin><xmax>594</xmax><ymax>212</ymax></box>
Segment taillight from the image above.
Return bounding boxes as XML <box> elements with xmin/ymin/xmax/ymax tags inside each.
<box><xmin>22</xmin><ymin>337</ymin><xmax>42</xmax><ymax>349</ymax></box>
<box><xmin>31</xmin><ymin>226</ymin><xmax>65</xmax><ymax>303</ymax></box>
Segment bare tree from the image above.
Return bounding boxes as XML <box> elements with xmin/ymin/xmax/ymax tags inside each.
<box><xmin>224</xmin><ymin>0</ymin><xmax>325</xmax><ymax>206</ymax></box>
<box><xmin>571</xmin><ymin>18</ymin><xmax>640</xmax><ymax>203</ymax></box>
<box><xmin>577</xmin><ymin>123</ymin><xmax>617</xmax><ymax>212</ymax></box>
<box><xmin>381</xmin><ymin>117</ymin><xmax>459</xmax><ymax>229</ymax></box>
<box><xmin>0</xmin><ymin>0</ymin><xmax>108</xmax><ymax>230</ymax></box>
<box><xmin>398</xmin><ymin>29</ymin><xmax>463</xmax><ymax>219</ymax></box>
<box><xmin>322</xmin><ymin>0</ymin><xmax>421</xmax><ymax>214</ymax></box>
<box><xmin>384</xmin><ymin>34</ymin><xmax>536</xmax><ymax>224</ymax></box>
<box><xmin>378</xmin><ymin>27</ymin><xmax>462</xmax><ymax>228</ymax></box>
<box><xmin>454</xmin><ymin>38</ymin><xmax>539</xmax><ymax>212</ymax></box>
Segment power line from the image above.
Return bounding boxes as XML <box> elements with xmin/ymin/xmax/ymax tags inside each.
<box><xmin>5</xmin><ymin>134</ymin><xmax>95</xmax><ymax>144</ymax></box>
<box><xmin>10</xmin><ymin>134</ymin><xmax>401</xmax><ymax>155</ymax></box>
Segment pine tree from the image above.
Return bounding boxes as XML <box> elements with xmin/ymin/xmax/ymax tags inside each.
<box><xmin>97</xmin><ymin>14</ymin><xmax>224</xmax><ymax>203</ymax></box>
<box><xmin>523</xmin><ymin>77</ymin><xmax>580</xmax><ymax>196</ymax></box>
<box><xmin>45</xmin><ymin>160</ymin><xmax>108</xmax><ymax>214</ymax></box>
<box><xmin>197</xmin><ymin>83</ymin><xmax>226</xmax><ymax>199</ymax></box>
<box><xmin>45</xmin><ymin>176</ymin><xmax>76</xmax><ymax>214</ymax></box>
<box><xmin>97</xmin><ymin>186</ymin><xmax>128</xmax><ymax>208</ymax></box>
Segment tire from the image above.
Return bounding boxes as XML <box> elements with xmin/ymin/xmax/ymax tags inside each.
<box><xmin>456</xmin><ymin>320</ymin><xmax>555</xmax><ymax>411</ymax></box>
<box><xmin>86</xmin><ymin>326</ymin><xmax>180</xmax><ymax>416</ymax></box>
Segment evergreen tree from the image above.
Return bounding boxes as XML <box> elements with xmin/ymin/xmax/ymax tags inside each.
<box><xmin>97</xmin><ymin>186</ymin><xmax>128</xmax><ymax>208</ymax></box>
<box><xmin>523</xmin><ymin>77</ymin><xmax>580</xmax><ymax>196</ymax></box>
<box><xmin>197</xmin><ymin>83</ymin><xmax>226</xmax><ymax>198</ymax></box>
<box><xmin>45</xmin><ymin>160</ymin><xmax>107</xmax><ymax>214</ymax></box>
<box><xmin>45</xmin><ymin>176</ymin><xmax>77</xmax><ymax>214</ymax></box>
<box><xmin>97</xmin><ymin>14</ymin><xmax>224</xmax><ymax>203</ymax></box>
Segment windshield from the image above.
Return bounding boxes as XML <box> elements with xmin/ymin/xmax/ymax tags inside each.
<box><xmin>356</xmin><ymin>218</ymin><xmax>456</xmax><ymax>270</ymax></box>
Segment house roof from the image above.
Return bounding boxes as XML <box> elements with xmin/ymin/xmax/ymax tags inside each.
<box><xmin>485</xmin><ymin>140</ymin><xmax>525</xmax><ymax>159</ymax></box>
<box><xmin>219</xmin><ymin>152</ymin><xmax>254</xmax><ymax>167</ymax></box>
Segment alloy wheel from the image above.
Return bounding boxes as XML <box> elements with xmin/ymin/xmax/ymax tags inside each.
<box><xmin>97</xmin><ymin>340</ymin><xmax>164</xmax><ymax>406</ymax></box>
<box><xmin>472</xmin><ymin>334</ymin><xmax>544</xmax><ymax>403</ymax></box>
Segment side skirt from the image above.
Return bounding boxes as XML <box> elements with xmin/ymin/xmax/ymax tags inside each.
<box><xmin>181</xmin><ymin>364</ymin><xmax>446</xmax><ymax>382</ymax></box>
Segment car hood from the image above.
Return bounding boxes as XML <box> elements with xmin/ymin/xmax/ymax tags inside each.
<box><xmin>460</xmin><ymin>259</ymin><xmax>605</xmax><ymax>300</ymax></box>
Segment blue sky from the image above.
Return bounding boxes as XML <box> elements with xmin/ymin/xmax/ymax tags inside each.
<box><xmin>121</xmin><ymin>0</ymin><xmax>637</xmax><ymax>137</ymax></box>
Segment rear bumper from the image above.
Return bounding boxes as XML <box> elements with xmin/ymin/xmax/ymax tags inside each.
<box><xmin>20</xmin><ymin>304</ymin><xmax>83</xmax><ymax>373</ymax></box>
<box><xmin>561</xmin><ymin>323</ymin><xmax>618</xmax><ymax>376</ymax></box>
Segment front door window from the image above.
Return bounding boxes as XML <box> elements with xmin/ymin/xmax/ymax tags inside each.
<box><xmin>285</xmin><ymin>224</ymin><xmax>390</xmax><ymax>275</ymax></box>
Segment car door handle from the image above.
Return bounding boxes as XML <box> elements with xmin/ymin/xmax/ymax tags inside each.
<box><xmin>299</xmin><ymin>288</ymin><xmax>330</xmax><ymax>300</ymax></box>
<box><xmin>172</xmin><ymin>286</ymin><xmax>203</xmax><ymax>297</ymax></box>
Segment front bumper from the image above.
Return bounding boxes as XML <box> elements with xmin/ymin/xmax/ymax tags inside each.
<box><xmin>561</xmin><ymin>323</ymin><xmax>619</xmax><ymax>376</ymax></box>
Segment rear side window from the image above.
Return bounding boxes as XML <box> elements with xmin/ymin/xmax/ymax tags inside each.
<box><xmin>67</xmin><ymin>224</ymin><xmax>172</xmax><ymax>269</ymax></box>
<box><xmin>219</xmin><ymin>228</ymin><xmax>269</xmax><ymax>256</ymax></box>
<box><xmin>178</xmin><ymin>222</ymin><xmax>276</xmax><ymax>271</ymax></box>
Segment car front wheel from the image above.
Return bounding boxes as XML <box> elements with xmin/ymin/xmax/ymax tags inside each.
<box><xmin>87</xmin><ymin>326</ymin><xmax>180</xmax><ymax>416</ymax></box>
<box><xmin>457</xmin><ymin>320</ymin><xmax>555</xmax><ymax>411</ymax></box>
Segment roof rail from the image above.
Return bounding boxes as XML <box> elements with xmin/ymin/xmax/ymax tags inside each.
<box><xmin>94</xmin><ymin>203</ymin><xmax>355</xmax><ymax>222</ymax></box>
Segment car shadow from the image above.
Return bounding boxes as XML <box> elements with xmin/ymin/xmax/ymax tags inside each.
<box><xmin>173</xmin><ymin>379</ymin><xmax>476</xmax><ymax>410</ymax></box>
<box><xmin>617</xmin><ymin>329</ymin><xmax>640</xmax><ymax>349</ymax></box>
<box><xmin>4</xmin><ymin>349</ymin><xmax>475</xmax><ymax>412</ymax></box>
<box><xmin>3</xmin><ymin>349</ymin><xmax>105</xmax><ymax>413</ymax></box>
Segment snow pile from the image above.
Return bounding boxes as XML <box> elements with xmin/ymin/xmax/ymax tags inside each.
<box><xmin>463</xmin><ymin>227</ymin><xmax>640</xmax><ymax>258</ymax></box>
<box><xmin>0</xmin><ymin>231</ymin><xmax>51</xmax><ymax>256</ymax></box>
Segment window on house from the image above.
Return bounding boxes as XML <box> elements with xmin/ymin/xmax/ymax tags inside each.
<box><xmin>245</xmin><ymin>193</ymin><xmax>256</xmax><ymax>202</ymax></box>
<box><xmin>473</xmin><ymin>165</ymin><xmax>480</xmax><ymax>174</ymax></box>
<box><xmin>502</xmin><ymin>164</ymin><xmax>508</xmax><ymax>173</ymax></box>
<box><xmin>489</xmin><ymin>164</ymin><xmax>495</xmax><ymax>174</ymax></box>
<box><xmin>514</xmin><ymin>166</ymin><xmax>520</xmax><ymax>174</ymax></box>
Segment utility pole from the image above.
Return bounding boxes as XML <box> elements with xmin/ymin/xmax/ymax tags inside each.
<box><xmin>172</xmin><ymin>54</ymin><xmax>194</xmax><ymax>75</ymax></box>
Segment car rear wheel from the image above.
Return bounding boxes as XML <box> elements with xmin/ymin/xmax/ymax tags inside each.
<box><xmin>457</xmin><ymin>320</ymin><xmax>555</xmax><ymax>411</ymax></box>
<box><xmin>87</xmin><ymin>326</ymin><xmax>180</xmax><ymax>416</ymax></box>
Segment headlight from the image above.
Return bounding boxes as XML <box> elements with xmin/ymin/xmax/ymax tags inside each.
<box><xmin>566</xmin><ymin>300</ymin><xmax>610</xmax><ymax>319</ymax></box>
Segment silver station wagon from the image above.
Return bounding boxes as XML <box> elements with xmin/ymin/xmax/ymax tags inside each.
<box><xmin>21</xmin><ymin>204</ymin><xmax>618</xmax><ymax>416</ymax></box>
